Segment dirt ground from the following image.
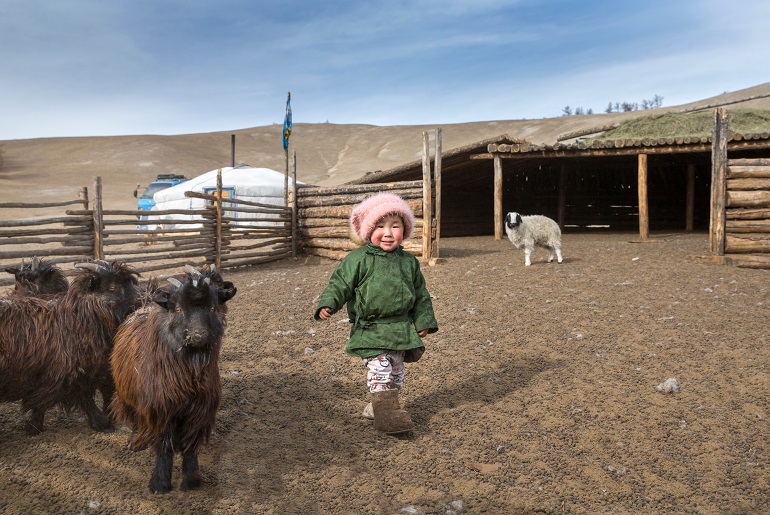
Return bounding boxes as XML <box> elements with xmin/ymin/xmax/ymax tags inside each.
<box><xmin>0</xmin><ymin>232</ymin><xmax>768</xmax><ymax>514</ymax></box>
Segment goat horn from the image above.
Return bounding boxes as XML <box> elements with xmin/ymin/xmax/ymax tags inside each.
<box><xmin>184</xmin><ymin>264</ymin><xmax>198</xmax><ymax>276</ymax></box>
<box><xmin>32</xmin><ymin>256</ymin><xmax>40</xmax><ymax>270</ymax></box>
<box><xmin>168</xmin><ymin>277</ymin><xmax>183</xmax><ymax>288</ymax></box>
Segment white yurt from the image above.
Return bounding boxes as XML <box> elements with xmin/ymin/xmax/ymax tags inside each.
<box><xmin>147</xmin><ymin>164</ymin><xmax>301</xmax><ymax>230</ymax></box>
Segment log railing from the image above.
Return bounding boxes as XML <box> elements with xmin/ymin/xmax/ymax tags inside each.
<box><xmin>297</xmin><ymin>180</ymin><xmax>430</xmax><ymax>260</ymax></box>
<box><xmin>0</xmin><ymin>174</ymin><xmax>293</xmax><ymax>287</ymax></box>
<box><xmin>2</xmin><ymin>173</ymin><xmax>435</xmax><ymax>288</ymax></box>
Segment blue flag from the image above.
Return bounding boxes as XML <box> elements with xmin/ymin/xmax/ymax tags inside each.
<box><xmin>282</xmin><ymin>92</ymin><xmax>292</xmax><ymax>150</ymax></box>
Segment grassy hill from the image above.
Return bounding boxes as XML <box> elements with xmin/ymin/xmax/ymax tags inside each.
<box><xmin>2</xmin><ymin>82</ymin><xmax>770</xmax><ymax>215</ymax></box>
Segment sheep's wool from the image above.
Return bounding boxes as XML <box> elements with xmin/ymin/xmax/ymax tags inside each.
<box><xmin>350</xmin><ymin>192</ymin><xmax>415</xmax><ymax>243</ymax></box>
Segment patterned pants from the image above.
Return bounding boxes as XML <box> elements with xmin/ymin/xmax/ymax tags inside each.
<box><xmin>362</xmin><ymin>351</ymin><xmax>405</xmax><ymax>392</ymax></box>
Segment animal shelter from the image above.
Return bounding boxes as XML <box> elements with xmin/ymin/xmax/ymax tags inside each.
<box><xmin>346</xmin><ymin>110</ymin><xmax>770</xmax><ymax>247</ymax></box>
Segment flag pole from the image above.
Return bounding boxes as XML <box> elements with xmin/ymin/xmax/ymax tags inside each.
<box><xmin>282</xmin><ymin>91</ymin><xmax>292</xmax><ymax>207</ymax></box>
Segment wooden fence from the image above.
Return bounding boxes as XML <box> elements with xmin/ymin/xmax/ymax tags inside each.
<box><xmin>709</xmin><ymin>108</ymin><xmax>770</xmax><ymax>268</ymax></box>
<box><xmin>0</xmin><ymin>173</ymin><xmax>292</xmax><ymax>287</ymax></box>
<box><xmin>2</xmin><ymin>142</ymin><xmax>440</xmax><ymax>288</ymax></box>
<box><xmin>297</xmin><ymin>180</ymin><xmax>425</xmax><ymax>260</ymax></box>
<box><xmin>297</xmin><ymin>130</ymin><xmax>441</xmax><ymax>261</ymax></box>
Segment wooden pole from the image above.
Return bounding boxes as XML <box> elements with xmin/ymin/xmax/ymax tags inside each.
<box><xmin>93</xmin><ymin>176</ymin><xmax>104</xmax><ymax>260</ymax></box>
<box><xmin>292</xmin><ymin>149</ymin><xmax>298</xmax><ymax>258</ymax></box>
<box><xmin>284</xmin><ymin>145</ymin><xmax>289</xmax><ymax>208</ymax></box>
<box><xmin>231</xmin><ymin>134</ymin><xmax>236</xmax><ymax>167</ymax></box>
<box><xmin>494</xmin><ymin>153</ymin><xmax>503</xmax><ymax>240</ymax></box>
<box><xmin>686</xmin><ymin>163</ymin><xmax>695</xmax><ymax>231</ymax></box>
<box><xmin>638</xmin><ymin>154</ymin><xmax>649</xmax><ymax>240</ymax></box>
<box><xmin>558</xmin><ymin>164</ymin><xmax>567</xmax><ymax>228</ymax></box>
<box><xmin>421</xmin><ymin>131</ymin><xmax>432</xmax><ymax>259</ymax></box>
<box><xmin>433</xmin><ymin>127</ymin><xmax>442</xmax><ymax>259</ymax></box>
<box><xmin>215</xmin><ymin>168</ymin><xmax>223</xmax><ymax>269</ymax></box>
<box><xmin>79</xmin><ymin>187</ymin><xmax>89</xmax><ymax>210</ymax></box>
<box><xmin>710</xmin><ymin>108</ymin><xmax>728</xmax><ymax>255</ymax></box>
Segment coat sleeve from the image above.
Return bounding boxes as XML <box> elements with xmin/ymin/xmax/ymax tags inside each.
<box><xmin>409</xmin><ymin>259</ymin><xmax>438</xmax><ymax>334</ymax></box>
<box><xmin>314</xmin><ymin>252</ymin><xmax>360</xmax><ymax>320</ymax></box>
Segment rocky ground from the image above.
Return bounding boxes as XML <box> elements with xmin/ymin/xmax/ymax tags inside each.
<box><xmin>0</xmin><ymin>232</ymin><xmax>768</xmax><ymax>514</ymax></box>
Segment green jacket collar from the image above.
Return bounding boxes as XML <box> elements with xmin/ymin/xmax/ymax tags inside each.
<box><xmin>365</xmin><ymin>243</ymin><xmax>404</xmax><ymax>255</ymax></box>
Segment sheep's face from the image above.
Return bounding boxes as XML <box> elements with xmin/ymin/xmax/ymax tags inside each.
<box><xmin>505</xmin><ymin>212</ymin><xmax>523</xmax><ymax>230</ymax></box>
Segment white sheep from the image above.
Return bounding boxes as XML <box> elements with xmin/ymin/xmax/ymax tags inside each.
<box><xmin>504</xmin><ymin>212</ymin><xmax>563</xmax><ymax>266</ymax></box>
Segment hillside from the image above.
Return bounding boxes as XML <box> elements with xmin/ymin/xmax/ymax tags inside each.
<box><xmin>1</xmin><ymin>82</ymin><xmax>770</xmax><ymax>213</ymax></box>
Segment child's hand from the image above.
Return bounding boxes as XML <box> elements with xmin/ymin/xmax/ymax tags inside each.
<box><xmin>318</xmin><ymin>306</ymin><xmax>333</xmax><ymax>320</ymax></box>
<box><xmin>417</xmin><ymin>329</ymin><xmax>428</xmax><ymax>338</ymax></box>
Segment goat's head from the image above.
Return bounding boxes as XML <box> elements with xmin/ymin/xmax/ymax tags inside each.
<box><xmin>5</xmin><ymin>257</ymin><xmax>69</xmax><ymax>295</ymax></box>
<box><xmin>155</xmin><ymin>265</ymin><xmax>237</xmax><ymax>352</ymax></box>
<box><xmin>72</xmin><ymin>260</ymin><xmax>142</xmax><ymax>322</ymax></box>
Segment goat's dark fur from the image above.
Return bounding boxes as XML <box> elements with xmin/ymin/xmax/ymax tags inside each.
<box><xmin>0</xmin><ymin>260</ymin><xmax>140</xmax><ymax>434</ymax></box>
<box><xmin>110</xmin><ymin>265</ymin><xmax>236</xmax><ymax>493</ymax></box>
<box><xmin>4</xmin><ymin>257</ymin><xmax>69</xmax><ymax>297</ymax></box>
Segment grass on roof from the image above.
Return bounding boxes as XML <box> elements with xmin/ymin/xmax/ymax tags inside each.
<box><xmin>589</xmin><ymin>108</ymin><xmax>770</xmax><ymax>141</ymax></box>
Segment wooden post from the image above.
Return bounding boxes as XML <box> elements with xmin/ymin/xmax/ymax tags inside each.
<box><xmin>494</xmin><ymin>153</ymin><xmax>503</xmax><ymax>240</ymax></box>
<box><xmin>93</xmin><ymin>177</ymin><xmax>104</xmax><ymax>260</ymax></box>
<box><xmin>292</xmin><ymin>149</ymin><xmax>298</xmax><ymax>258</ymax></box>
<box><xmin>421</xmin><ymin>131</ymin><xmax>432</xmax><ymax>259</ymax></box>
<box><xmin>230</xmin><ymin>134</ymin><xmax>236</xmax><ymax>167</ymax></box>
<box><xmin>558</xmin><ymin>164</ymin><xmax>567</xmax><ymax>228</ymax></box>
<box><xmin>710</xmin><ymin>108</ymin><xmax>728</xmax><ymax>255</ymax></box>
<box><xmin>433</xmin><ymin>128</ymin><xmax>442</xmax><ymax>259</ymax></box>
<box><xmin>686</xmin><ymin>163</ymin><xmax>695</xmax><ymax>231</ymax></box>
<box><xmin>284</xmin><ymin>145</ymin><xmax>289</xmax><ymax>208</ymax></box>
<box><xmin>215</xmin><ymin>168</ymin><xmax>223</xmax><ymax>269</ymax></box>
<box><xmin>79</xmin><ymin>186</ymin><xmax>89</xmax><ymax>210</ymax></box>
<box><xmin>638</xmin><ymin>153</ymin><xmax>649</xmax><ymax>240</ymax></box>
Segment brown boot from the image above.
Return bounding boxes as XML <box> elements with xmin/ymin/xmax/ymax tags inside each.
<box><xmin>371</xmin><ymin>389</ymin><xmax>413</xmax><ymax>434</ymax></box>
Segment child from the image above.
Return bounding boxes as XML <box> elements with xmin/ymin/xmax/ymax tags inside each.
<box><xmin>314</xmin><ymin>192</ymin><xmax>438</xmax><ymax>434</ymax></box>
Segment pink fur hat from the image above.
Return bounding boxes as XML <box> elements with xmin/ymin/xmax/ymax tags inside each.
<box><xmin>349</xmin><ymin>192</ymin><xmax>415</xmax><ymax>244</ymax></box>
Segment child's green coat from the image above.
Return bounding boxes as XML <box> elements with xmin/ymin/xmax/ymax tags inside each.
<box><xmin>314</xmin><ymin>243</ymin><xmax>438</xmax><ymax>358</ymax></box>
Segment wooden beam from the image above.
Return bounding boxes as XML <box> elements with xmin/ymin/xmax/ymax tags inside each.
<box><xmin>434</xmin><ymin>128</ymin><xmax>442</xmax><ymax>259</ymax></box>
<box><xmin>638</xmin><ymin>154</ymin><xmax>649</xmax><ymax>240</ymax></box>
<box><xmin>422</xmin><ymin>131</ymin><xmax>432</xmax><ymax>260</ymax></box>
<box><xmin>494</xmin><ymin>153</ymin><xmax>503</xmax><ymax>240</ymax></box>
<box><xmin>93</xmin><ymin>176</ymin><xmax>104</xmax><ymax>260</ymax></box>
<box><xmin>292</xmin><ymin>150</ymin><xmax>298</xmax><ymax>258</ymax></box>
<box><xmin>686</xmin><ymin>164</ymin><xmax>695</xmax><ymax>231</ymax></box>
<box><xmin>710</xmin><ymin>108</ymin><xmax>728</xmax><ymax>255</ymax></box>
<box><xmin>558</xmin><ymin>164</ymin><xmax>567</xmax><ymax>229</ymax></box>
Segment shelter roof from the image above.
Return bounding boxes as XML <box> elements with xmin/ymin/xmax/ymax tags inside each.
<box><xmin>347</xmin><ymin>130</ymin><xmax>770</xmax><ymax>186</ymax></box>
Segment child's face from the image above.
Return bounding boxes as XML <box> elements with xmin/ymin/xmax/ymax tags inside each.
<box><xmin>370</xmin><ymin>215</ymin><xmax>404</xmax><ymax>252</ymax></box>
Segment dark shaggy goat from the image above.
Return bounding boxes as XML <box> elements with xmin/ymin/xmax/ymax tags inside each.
<box><xmin>4</xmin><ymin>257</ymin><xmax>69</xmax><ymax>296</ymax></box>
<box><xmin>110</xmin><ymin>265</ymin><xmax>237</xmax><ymax>493</ymax></box>
<box><xmin>0</xmin><ymin>260</ymin><xmax>141</xmax><ymax>434</ymax></box>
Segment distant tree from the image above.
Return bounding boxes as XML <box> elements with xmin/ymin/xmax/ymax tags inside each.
<box><xmin>621</xmin><ymin>102</ymin><xmax>637</xmax><ymax>112</ymax></box>
<box><xmin>565</xmin><ymin>95</ymin><xmax>663</xmax><ymax>116</ymax></box>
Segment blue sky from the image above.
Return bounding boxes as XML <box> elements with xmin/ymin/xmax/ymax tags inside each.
<box><xmin>1</xmin><ymin>0</ymin><xmax>768</xmax><ymax>140</ymax></box>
